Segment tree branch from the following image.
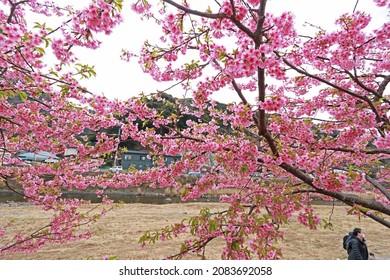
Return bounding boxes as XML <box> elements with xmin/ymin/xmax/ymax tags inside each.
<box><xmin>344</xmin><ymin>69</ymin><xmax>381</xmax><ymax>98</ymax></box>
<box><xmin>162</xmin><ymin>0</ymin><xmax>255</xmax><ymax>40</ymax></box>
<box><xmin>365</xmin><ymin>175</ymin><xmax>390</xmax><ymax>201</ymax></box>
<box><xmin>253</xmin><ymin>0</ymin><xmax>267</xmax><ymax>47</ymax></box>
<box><xmin>278</xmin><ymin>53</ymin><xmax>365</xmax><ymax>100</ymax></box>
<box><xmin>360</xmin><ymin>209</ymin><xmax>390</xmax><ymax>228</ymax></box>
<box><xmin>162</xmin><ymin>0</ymin><xmax>226</xmax><ymax>19</ymax></box>
<box><xmin>279</xmin><ymin>163</ymin><xmax>390</xmax><ymax>218</ymax></box>
<box><xmin>323</xmin><ymin>147</ymin><xmax>390</xmax><ymax>155</ymax></box>
<box><xmin>2</xmin><ymin>176</ymin><xmax>38</xmax><ymax>202</ymax></box>
<box><xmin>277</xmin><ymin>52</ymin><xmax>387</xmax><ymax>131</ymax></box>
<box><xmin>359</xmin><ymin>209</ymin><xmax>390</xmax><ymax>228</ymax></box>
<box><xmin>378</xmin><ymin>75</ymin><xmax>390</xmax><ymax>97</ymax></box>
<box><xmin>315</xmin><ymin>188</ymin><xmax>390</xmax><ymax>216</ymax></box>
<box><xmin>7</xmin><ymin>0</ymin><xmax>29</xmax><ymax>24</ymax></box>
<box><xmin>231</xmin><ymin>79</ymin><xmax>248</xmax><ymax>105</ymax></box>
<box><xmin>167</xmin><ymin>237</ymin><xmax>216</xmax><ymax>260</ymax></box>
<box><xmin>0</xmin><ymin>116</ymin><xmax>21</xmax><ymax>126</ymax></box>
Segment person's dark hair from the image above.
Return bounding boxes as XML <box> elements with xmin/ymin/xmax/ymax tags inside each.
<box><xmin>353</xmin><ymin>227</ymin><xmax>362</xmax><ymax>236</ymax></box>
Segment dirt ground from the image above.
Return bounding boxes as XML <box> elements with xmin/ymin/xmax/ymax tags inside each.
<box><xmin>0</xmin><ymin>202</ymin><xmax>389</xmax><ymax>260</ymax></box>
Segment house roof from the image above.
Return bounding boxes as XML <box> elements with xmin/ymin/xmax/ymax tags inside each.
<box><xmin>18</xmin><ymin>151</ymin><xmax>59</xmax><ymax>161</ymax></box>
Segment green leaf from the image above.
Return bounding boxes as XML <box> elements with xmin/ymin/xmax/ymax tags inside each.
<box><xmin>44</xmin><ymin>37</ymin><xmax>52</xmax><ymax>48</ymax></box>
<box><xmin>232</xmin><ymin>242</ymin><xmax>240</xmax><ymax>251</ymax></box>
<box><xmin>18</xmin><ymin>91</ymin><xmax>28</xmax><ymax>101</ymax></box>
<box><xmin>114</xmin><ymin>0</ymin><xmax>123</xmax><ymax>12</ymax></box>
<box><xmin>240</xmin><ymin>164</ymin><xmax>248</xmax><ymax>174</ymax></box>
<box><xmin>280</xmin><ymin>215</ymin><xmax>288</xmax><ymax>224</ymax></box>
<box><xmin>33</xmin><ymin>22</ymin><xmax>42</xmax><ymax>29</ymax></box>
<box><xmin>178</xmin><ymin>19</ymin><xmax>183</xmax><ymax>31</ymax></box>
<box><xmin>36</xmin><ymin>47</ymin><xmax>45</xmax><ymax>55</ymax></box>
<box><xmin>209</xmin><ymin>220</ymin><xmax>218</xmax><ymax>232</ymax></box>
<box><xmin>322</xmin><ymin>218</ymin><xmax>333</xmax><ymax>230</ymax></box>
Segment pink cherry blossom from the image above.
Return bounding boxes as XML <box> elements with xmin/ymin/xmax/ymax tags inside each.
<box><xmin>1</xmin><ymin>0</ymin><xmax>389</xmax><ymax>261</ymax></box>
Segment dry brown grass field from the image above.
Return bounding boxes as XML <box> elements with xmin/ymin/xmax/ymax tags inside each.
<box><xmin>1</xmin><ymin>202</ymin><xmax>389</xmax><ymax>260</ymax></box>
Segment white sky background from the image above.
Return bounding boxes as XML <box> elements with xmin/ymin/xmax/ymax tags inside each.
<box><xmin>24</xmin><ymin>1</ymin><xmax>389</xmax><ymax>103</ymax></box>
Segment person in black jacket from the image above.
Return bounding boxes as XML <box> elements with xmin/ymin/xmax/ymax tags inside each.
<box><xmin>348</xmin><ymin>227</ymin><xmax>369</xmax><ymax>260</ymax></box>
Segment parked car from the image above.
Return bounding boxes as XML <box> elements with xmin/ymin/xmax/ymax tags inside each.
<box><xmin>109</xmin><ymin>166</ymin><xmax>123</xmax><ymax>172</ymax></box>
<box><xmin>188</xmin><ymin>171</ymin><xmax>202</xmax><ymax>177</ymax></box>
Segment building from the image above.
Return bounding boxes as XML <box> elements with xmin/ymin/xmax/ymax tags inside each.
<box><xmin>64</xmin><ymin>147</ymin><xmax>78</xmax><ymax>157</ymax></box>
<box><xmin>121</xmin><ymin>150</ymin><xmax>181</xmax><ymax>171</ymax></box>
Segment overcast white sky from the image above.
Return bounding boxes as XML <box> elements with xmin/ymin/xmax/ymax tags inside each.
<box><xmin>27</xmin><ymin>0</ymin><xmax>389</xmax><ymax>103</ymax></box>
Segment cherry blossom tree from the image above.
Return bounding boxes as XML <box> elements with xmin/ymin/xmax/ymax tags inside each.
<box><xmin>127</xmin><ymin>0</ymin><xmax>390</xmax><ymax>259</ymax></box>
<box><xmin>0</xmin><ymin>0</ymin><xmax>389</xmax><ymax>260</ymax></box>
<box><xmin>0</xmin><ymin>0</ymin><xmax>125</xmax><ymax>255</ymax></box>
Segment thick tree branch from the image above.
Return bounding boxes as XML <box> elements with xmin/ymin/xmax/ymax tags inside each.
<box><xmin>7</xmin><ymin>0</ymin><xmax>29</xmax><ymax>24</ymax></box>
<box><xmin>291</xmin><ymin>189</ymin><xmax>317</xmax><ymax>195</ymax></box>
<box><xmin>213</xmin><ymin>56</ymin><xmax>261</xmax><ymax>130</ymax></box>
<box><xmin>279</xmin><ymin>163</ymin><xmax>390</xmax><ymax>218</ymax></box>
<box><xmin>231</xmin><ymin>79</ymin><xmax>248</xmax><ymax>105</ymax></box>
<box><xmin>312</xmin><ymin>187</ymin><xmax>390</xmax><ymax>227</ymax></box>
<box><xmin>323</xmin><ymin>147</ymin><xmax>390</xmax><ymax>155</ymax></box>
<box><xmin>378</xmin><ymin>75</ymin><xmax>390</xmax><ymax>97</ymax></box>
<box><xmin>253</xmin><ymin>0</ymin><xmax>267</xmax><ymax>47</ymax></box>
<box><xmin>359</xmin><ymin>209</ymin><xmax>390</xmax><ymax>228</ymax></box>
<box><xmin>365</xmin><ymin>175</ymin><xmax>390</xmax><ymax>201</ymax></box>
<box><xmin>318</xmin><ymin>189</ymin><xmax>390</xmax><ymax>218</ymax></box>
<box><xmin>228</xmin><ymin>15</ymin><xmax>256</xmax><ymax>40</ymax></box>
